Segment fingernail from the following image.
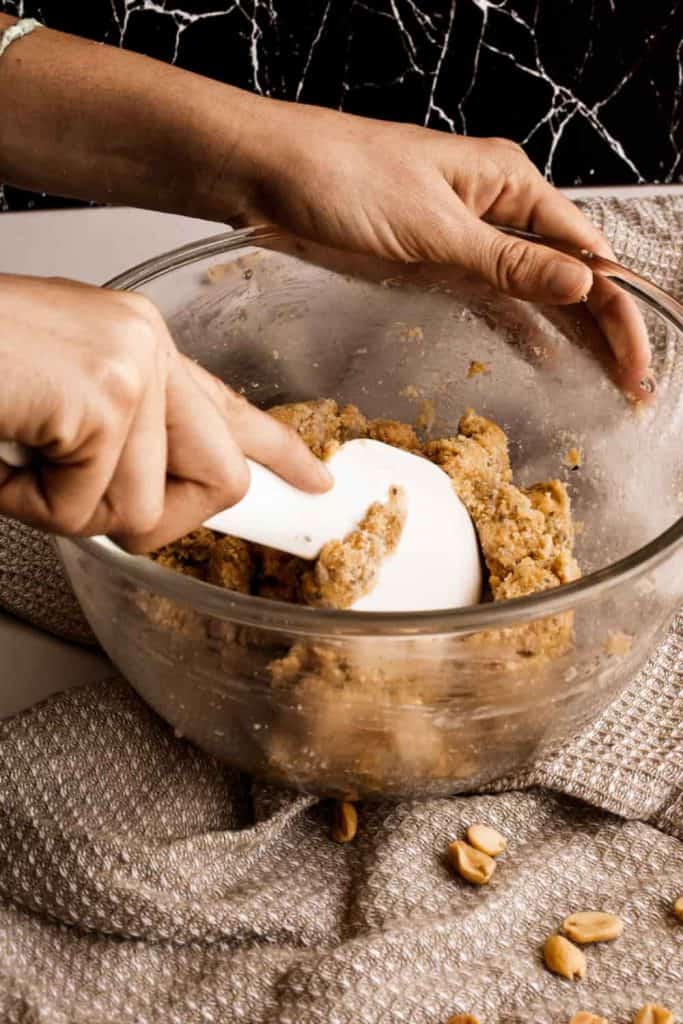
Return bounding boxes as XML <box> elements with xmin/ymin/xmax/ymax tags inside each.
<box><xmin>639</xmin><ymin>372</ymin><xmax>656</xmax><ymax>395</ymax></box>
<box><xmin>547</xmin><ymin>261</ymin><xmax>590</xmax><ymax>300</ymax></box>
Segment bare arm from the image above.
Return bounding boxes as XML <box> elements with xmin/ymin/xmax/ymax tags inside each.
<box><xmin>0</xmin><ymin>14</ymin><xmax>262</xmax><ymax>222</ymax></box>
<box><xmin>0</xmin><ymin>15</ymin><xmax>652</xmax><ymax>397</ymax></box>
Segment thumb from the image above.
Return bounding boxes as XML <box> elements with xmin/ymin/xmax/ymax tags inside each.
<box><xmin>457</xmin><ymin>213</ymin><xmax>593</xmax><ymax>304</ymax></box>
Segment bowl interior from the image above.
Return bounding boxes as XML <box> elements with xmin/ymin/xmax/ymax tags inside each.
<box><xmin>132</xmin><ymin>231</ymin><xmax>683</xmax><ymax>582</ymax></box>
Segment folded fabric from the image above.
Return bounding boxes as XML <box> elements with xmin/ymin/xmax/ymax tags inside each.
<box><xmin>0</xmin><ymin>675</ymin><xmax>680</xmax><ymax>1023</ymax></box>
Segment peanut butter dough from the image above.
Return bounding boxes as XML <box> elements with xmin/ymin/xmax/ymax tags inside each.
<box><xmin>154</xmin><ymin>399</ymin><xmax>578</xmax><ymax>608</ymax></box>
<box><xmin>300</xmin><ymin>486</ymin><xmax>406</xmax><ymax>609</ymax></box>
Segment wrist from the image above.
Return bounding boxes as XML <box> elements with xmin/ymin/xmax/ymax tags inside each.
<box><xmin>185</xmin><ymin>89</ymin><xmax>335</xmax><ymax>227</ymax></box>
<box><xmin>170</xmin><ymin>78</ymin><xmax>284</xmax><ymax>225</ymax></box>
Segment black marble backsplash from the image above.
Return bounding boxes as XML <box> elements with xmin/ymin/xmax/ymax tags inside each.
<box><xmin>1</xmin><ymin>0</ymin><xmax>681</xmax><ymax>212</ymax></box>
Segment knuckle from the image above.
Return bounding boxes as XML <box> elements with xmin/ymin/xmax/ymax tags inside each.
<box><xmin>51</xmin><ymin>503</ymin><xmax>97</xmax><ymax>537</ymax></box>
<box><xmin>494</xmin><ymin>238</ymin><xmax>536</xmax><ymax>292</ymax></box>
<box><xmin>215</xmin><ymin>459</ymin><xmax>250</xmax><ymax>508</ymax></box>
<box><xmin>484</xmin><ymin>137</ymin><xmax>535</xmax><ymax>181</ymax></box>
<box><xmin>117</xmin><ymin>309</ymin><xmax>159</xmax><ymax>353</ymax></box>
<box><xmin>116</xmin><ymin>498</ymin><xmax>164</xmax><ymax>539</ymax></box>
<box><xmin>506</xmin><ymin>140</ymin><xmax>527</xmax><ymax>161</ymax></box>
<box><xmin>112</xmin><ymin>296</ymin><xmax>167</xmax><ymax>360</ymax></box>
<box><xmin>43</xmin><ymin>275</ymin><xmax>75</xmax><ymax>288</ymax></box>
<box><xmin>486</xmin><ymin>136</ymin><xmax>526</xmax><ymax>159</ymax></box>
<box><xmin>95</xmin><ymin>350</ymin><xmax>145</xmax><ymax>410</ymax></box>
<box><xmin>95</xmin><ymin>312</ymin><xmax>166</xmax><ymax>411</ymax></box>
<box><xmin>223</xmin><ymin>386</ymin><xmax>251</xmax><ymax>418</ymax></box>
<box><xmin>117</xmin><ymin>290</ymin><xmax>162</xmax><ymax>327</ymax></box>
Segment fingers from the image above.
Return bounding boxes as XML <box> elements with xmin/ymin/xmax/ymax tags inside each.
<box><xmin>112</xmin><ymin>354</ymin><xmax>251</xmax><ymax>553</ymax></box>
<box><xmin>0</xmin><ymin>441</ymin><xmax>124</xmax><ymax>536</ymax></box>
<box><xmin>0</xmin><ymin>285</ymin><xmax>171</xmax><ymax>540</ymax></box>
<box><xmin>433</xmin><ymin>151</ymin><xmax>593</xmax><ymax>302</ymax></box>
<box><xmin>445</xmin><ymin>140</ymin><xmax>653</xmax><ymax>395</ymax></box>
<box><xmin>438</xmin><ymin>197</ymin><xmax>593</xmax><ymax>305</ymax></box>
<box><xmin>470</xmin><ymin>212</ymin><xmax>652</xmax><ymax>398</ymax></box>
<box><xmin>224</xmin><ymin>394</ymin><xmax>334</xmax><ymax>493</ymax></box>
<box><xmin>114</xmin><ymin>355</ymin><xmax>333</xmax><ymax>553</ymax></box>
<box><xmin>93</xmin><ymin>338</ymin><xmax>168</xmax><ymax>536</ymax></box>
<box><xmin>484</xmin><ymin>163</ymin><xmax>653</xmax><ymax>395</ymax></box>
<box><xmin>523</xmin><ymin>184</ymin><xmax>653</xmax><ymax>397</ymax></box>
<box><xmin>181</xmin><ymin>356</ymin><xmax>332</xmax><ymax>493</ymax></box>
<box><xmin>41</xmin><ymin>295</ymin><xmax>168</xmax><ymax>538</ymax></box>
<box><xmin>525</xmin><ymin>186</ymin><xmax>611</xmax><ymax>257</ymax></box>
<box><xmin>585</xmin><ymin>276</ymin><xmax>653</xmax><ymax>399</ymax></box>
<box><xmin>0</xmin><ymin>379</ymin><xmax>130</xmax><ymax>536</ymax></box>
<box><xmin>232</xmin><ymin>395</ymin><xmax>334</xmax><ymax>491</ymax></box>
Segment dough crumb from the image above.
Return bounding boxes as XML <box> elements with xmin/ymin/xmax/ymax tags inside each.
<box><xmin>604</xmin><ymin>630</ymin><xmax>633</xmax><ymax>657</ymax></box>
<box><xmin>467</xmin><ymin>360</ymin><xmax>490</xmax><ymax>378</ymax></box>
<box><xmin>208</xmin><ymin>536</ymin><xmax>253</xmax><ymax>593</ymax></box>
<box><xmin>399</xmin><ymin>384</ymin><xmax>421</xmax><ymax>400</ymax></box>
<box><xmin>254</xmin><ymin>545</ymin><xmax>306</xmax><ymax>604</ymax></box>
<box><xmin>150</xmin><ymin>527</ymin><xmax>215</xmax><ymax>580</ymax></box>
<box><xmin>400</xmin><ymin>325</ymin><xmax>424</xmax><ymax>342</ymax></box>
<box><xmin>426</xmin><ymin>413</ymin><xmax>579</xmax><ymax>657</ymax></box>
<box><xmin>206</xmin><ymin>254</ymin><xmax>261</xmax><ymax>283</ymax></box>
<box><xmin>564</xmin><ymin>446</ymin><xmax>583</xmax><ymax>470</ymax></box>
<box><xmin>415</xmin><ymin>398</ymin><xmax>436</xmax><ymax>434</ymax></box>
<box><xmin>368</xmin><ymin>418</ymin><xmax>420</xmax><ymax>451</ymax></box>
<box><xmin>268</xmin><ymin>399</ymin><xmax>344</xmax><ymax>458</ymax></box>
<box><xmin>206</xmin><ymin>262</ymin><xmax>232</xmax><ymax>284</ymax></box>
<box><xmin>339</xmin><ymin>403</ymin><xmax>369</xmax><ymax>441</ymax></box>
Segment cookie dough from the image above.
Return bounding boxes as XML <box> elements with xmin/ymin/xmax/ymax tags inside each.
<box><xmin>300</xmin><ymin>485</ymin><xmax>406</xmax><ymax>609</ymax></box>
<box><xmin>152</xmin><ymin>399</ymin><xmax>578</xmax><ymax>614</ymax></box>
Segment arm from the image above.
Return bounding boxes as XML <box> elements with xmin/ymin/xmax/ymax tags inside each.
<box><xmin>0</xmin><ymin>13</ymin><xmax>261</xmax><ymax>223</ymax></box>
<box><xmin>0</xmin><ymin>15</ymin><xmax>652</xmax><ymax>397</ymax></box>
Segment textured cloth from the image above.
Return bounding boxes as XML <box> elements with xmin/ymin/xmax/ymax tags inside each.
<box><xmin>0</xmin><ymin>519</ymin><xmax>95</xmax><ymax>644</ymax></box>
<box><xmin>0</xmin><ymin>196</ymin><xmax>682</xmax><ymax>1023</ymax></box>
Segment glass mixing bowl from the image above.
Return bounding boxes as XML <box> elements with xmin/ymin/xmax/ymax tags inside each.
<box><xmin>57</xmin><ymin>227</ymin><xmax>683</xmax><ymax>799</ymax></box>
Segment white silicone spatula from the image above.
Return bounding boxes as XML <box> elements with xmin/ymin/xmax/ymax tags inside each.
<box><xmin>0</xmin><ymin>438</ymin><xmax>483</xmax><ymax>611</ymax></box>
<box><xmin>204</xmin><ymin>438</ymin><xmax>483</xmax><ymax>611</ymax></box>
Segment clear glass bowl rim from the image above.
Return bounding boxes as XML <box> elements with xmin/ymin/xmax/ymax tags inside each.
<box><xmin>67</xmin><ymin>226</ymin><xmax>683</xmax><ymax>639</ymax></box>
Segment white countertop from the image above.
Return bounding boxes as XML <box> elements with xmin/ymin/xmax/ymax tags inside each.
<box><xmin>0</xmin><ymin>185</ymin><xmax>681</xmax><ymax>718</ymax></box>
<box><xmin>0</xmin><ymin>205</ymin><xmax>221</xmax><ymax>283</ymax></box>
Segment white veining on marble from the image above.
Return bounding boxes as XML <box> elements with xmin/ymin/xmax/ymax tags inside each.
<box><xmin>1</xmin><ymin>0</ymin><xmax>681</xmax><ymax>200</ymax></box>
<box><xmin>102</xmin><ymin>0</ymin><xmax>679</xmax><ymax>183</ymax></box>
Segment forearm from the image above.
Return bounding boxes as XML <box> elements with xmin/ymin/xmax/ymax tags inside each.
<box><xmin>0</xmin><ymin>15</ymin><xmax>267</xmax><ymax>221</ymax></box>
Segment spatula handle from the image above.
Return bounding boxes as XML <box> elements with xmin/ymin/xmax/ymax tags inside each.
<box><xmin>205</xmin><ymin>451</ymin><xmax>392</xmax><ymax>560</ymax></box>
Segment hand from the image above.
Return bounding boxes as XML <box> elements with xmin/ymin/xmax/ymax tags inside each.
<box><xmin>246</xmin><ymin>104</ymin><xmax>652</xmax><ymax>399</ymax></box>
<box><xmin>0</xmin><ymin>25</ymin><xmax>649</xmax><ymax>397</ymax></box>
<box><xmin>0</xmin><ymin>276</ymin><xmax>330</xmax><ymax>552</ymax></box>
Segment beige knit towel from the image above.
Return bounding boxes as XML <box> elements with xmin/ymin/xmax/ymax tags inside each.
<box><xmin>0</xmin><ymin>196</ymin><xmax>681</xmax><ymax>1023</ymax></box>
